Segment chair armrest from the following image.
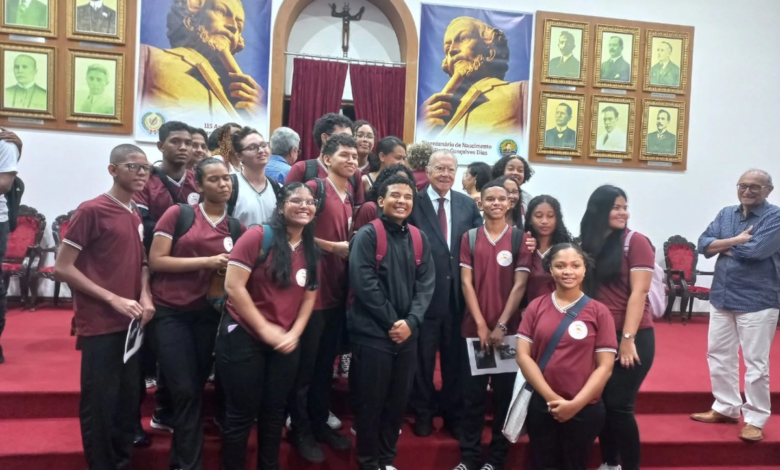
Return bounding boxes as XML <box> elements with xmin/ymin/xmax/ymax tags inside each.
<box><xmin>27</xmin><ymin>245</ymin><xmax>55</xmax><ymax>273</ymax></box>
<box><xmin>664</xmin><ymin>269</ymin><xmax>685</xmax><ymax>288</ymax></box>
<box><xmin>695</xmin><ymin>270</ymin><xmax>715</xmax><ymax>276</ymax></box>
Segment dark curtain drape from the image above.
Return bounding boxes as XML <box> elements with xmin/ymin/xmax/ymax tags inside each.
<box><xmin>289</xmin><ymin>58</ymin><xmax>349</xmax><ymax>161</ymax></box>
<box><xmin>349</xmin><ymin>64</ymin><xmax>406</xmax><ymax>140</ymax></box>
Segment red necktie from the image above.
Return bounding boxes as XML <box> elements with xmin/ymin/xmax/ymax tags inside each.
<box><xmin>437</xmin><ymin>197</ymin><xmax>447</xmax><ymax>241</ymax></box>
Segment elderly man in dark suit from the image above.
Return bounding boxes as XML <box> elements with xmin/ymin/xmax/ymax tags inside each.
<box><xmin>76</xmin><ymin>0</ymin><xmax>117</xmax><ymax>35</ymax></box>
<box><xmin>600</xmin><ymin>36</ymin><xmax>631</xmax><ymax>82</ymax></box>
<box><xmin>408</xmin><ymin>150</ymin><xmax>483</xmax><ymax>439</ymax></box>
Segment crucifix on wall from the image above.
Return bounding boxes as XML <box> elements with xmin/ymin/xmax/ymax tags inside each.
<box><xmin>330</xmin><ymin>3</ymin><xmax>365</xmax><ymax>57</ymax></box>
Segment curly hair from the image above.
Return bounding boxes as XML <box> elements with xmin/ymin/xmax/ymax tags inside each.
<box><xmin>406</xmin><ymin>142</ymin><xmax>434</xmax><ymax>171</ymax></box>
<box><xmin>441</xmin><ymin>17</ymin><xmax>510</xmax><ymax>80</ymax></box>
<box><xmin>491</xmin><ymin>154</ymin><xmax>534</xmax><ymax>184</ymax></box>
<box><xmin>524</xmin><ymin>195</ymin><xmax>573</xmax><ymax>246</ymax></box>
<box><xmin>366</xmin><ymin>164</ymin><xmax>414</xmax><ymax>204</ymax></box>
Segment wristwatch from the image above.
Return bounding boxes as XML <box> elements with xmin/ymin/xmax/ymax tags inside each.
<box><xmin>498</xmin><ymin>322</ymin><xmax>508</xmax><ymax>334</ymax></box>
<box><xmin>623</xmin><ymin>333</ymin><xmax>635</xmax><ymax>340</ymax></box>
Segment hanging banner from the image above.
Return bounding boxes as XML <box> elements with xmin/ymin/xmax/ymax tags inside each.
<box><xmin>416</xmin><ymin>5</ymin><xmax>533</xmax><ymax>164</ymax></box>
<box><xmin>135</xmin><ymin>0</ymin><xmax>271</xmax><ymax>141</ymax></box>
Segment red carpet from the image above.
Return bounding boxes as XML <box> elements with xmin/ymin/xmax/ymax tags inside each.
<box><xmin>1</xmin><ymin>308</ymin><xmax>779</xmax><ymax>469</ymax></box>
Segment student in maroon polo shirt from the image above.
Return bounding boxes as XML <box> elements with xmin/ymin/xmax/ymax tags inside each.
<box><xmin>147</xmin><ymin>157</ymin><xmax>241</xmax><ymax>470</ymax></box>
<box><xmin>580</xmin><ymin>185</ymin><xmax>656</xmax><ymax>470</ymax></box>
<box><xmin>454</xmin><ymin>181</ymin><xmax>531</xmax><ymax>470</ymax></box>
<box><xmin>523</xmin><ymin>195</ymin><xmax>574</xmax><ymax>303</ymax></box>
<box><xmin>352</xmin><ymin>119</ymin><xmax>376</xmax><ymax>174</ymax></box>
<box><xmin>53</xmin><ymin>144</ymin><xmax>155</xmax><ymax>470</ymax></box>
<box><xmin>352</xmin><ymin>164</ymin><xmax>414</xmax><ymax>236</ymax></box>
<box><xmin>361</xmin><ymin>136</ymin><xmax>407</xmax><ymax>194</ymax></box>
<box><xmin>218</xmin><ymin>182</ymin><xmax>320</xmax><ymax>470</ymax></box>
<box><xmin>517</xmin><ymin>243</ymin><xmax>617</xmax><ymax>470</ymax></box>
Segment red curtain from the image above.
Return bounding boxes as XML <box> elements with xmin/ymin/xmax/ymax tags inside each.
<box><xmin>350</xmin><ymin>64</ymin><xmax>406</xmax><ymax>140</ymax></box>
<box><xmin>289</xmin><ymin>58</ymin><xmax>349</xmax><ymax>161</ymax></box>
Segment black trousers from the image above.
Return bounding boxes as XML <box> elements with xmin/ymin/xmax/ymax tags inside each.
<box><xmin>288</xmin><ymin>306</ymin><xmax>344</xmax><ymax>435</ymax></box>
<box><xmin>137</xmin><ymin>340</ymin><xmax>172</xmax><ymax>427</ymax></box>
<box><xmin>599</xmin><ymin>328</ymin><xmax>655</xmax><ymax>470</ymax></box>
<box><xmin>526</xmin><ymin>392</ymin><xmax>605</xmax><ymax>470</ymax></box>
<box><xmin>147</xmin><ymin>307</ymin><xmax>219</xmax><ymax>470</ymax></box>
<box><xmin>79</xmin><ymin>330</ymin><xmax>141</xmax><ymax>470</ymax></box>
<box><xmin>350</xmin><ymin>342</ymin><xmax>416</xmax><ymax>470</ymax></box>
<box><xmin>217</xmin><ymin>316</ymin><xmax>300</xmax><ymax>470</ymax></box>
<box><xmin>410</xmin><ymin>301</ymin><xmax>463</xmax><ymax>425</ymax></box>
<box><xmin>459</xmin><ymin>340</ymin><xmax>515</xmax><ymax>470</ymax></box>
<box><xmin>0</xmin><ymin>221</ymin><xmax>8</xmax><ymax>351</ymax></box>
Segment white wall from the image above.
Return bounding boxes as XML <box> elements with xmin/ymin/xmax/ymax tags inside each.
<box><xmin>9</xmin><ymin>0</ymin><xmax>780</xmax><ymax>304</ymax></box>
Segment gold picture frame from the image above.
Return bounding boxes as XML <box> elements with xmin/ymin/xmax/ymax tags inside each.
<box><xmin>66</xmin><ymin>49</ymin><xmax>124</xmax><ymax>124</ymax></box>
<box><xmin>644</xmin><ymin>30</ymin><xmax>690</xmax><ymax>94</ymax></box>
<box><xmin>640</xmin><ymin>99</ymin><xmax>685</xmax><ymax>162</ymax></box>
<box><xmin>589</xmin><ymin>95</ymin><xmax>636</xmax><ymax>160</ymax></box>
<box><xmin>541</xmin><ymin>19</ymin><xmax>589</xmax><ymax>87</ymax></box>
<box><xmin>0</xmin><ymin>43</ymin><xmax>55</xmax><ymax>119</ymax></box>
<box><xmin>0</xmin><ymin>0</ymin><xmax>57</xmax><ymax>37</ymax></box>
<box><xmin>593</xmin><ymin>24</ymin><xmax>640</xmax><ymax>90</ymax></box>
<box><xmin>536</xmin><ymin>91</ymin><xmax>586</xmax><ymax>157</ymax></box>
<box><xmin>67</xmin><ymin>0</ymin><xmax>126</xmax><ymax>44</ymax></box>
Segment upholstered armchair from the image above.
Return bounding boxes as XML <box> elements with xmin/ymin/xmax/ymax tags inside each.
<box><xmin>3</xmin><ymin>205</ymin><xmax>46</xmax><ymax>308</ymax></box>
<box><xmin>29</xmin><ymin>210</ymin><xmax>74</xmax><ymax>311</ymax></box>
<box><xmin>663</xmin><ymin>235</ymin><xmax>714</xmax><ymax>323</ymax></box>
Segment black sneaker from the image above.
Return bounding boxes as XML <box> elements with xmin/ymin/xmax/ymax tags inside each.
<box><xmin>314</xmin><ymin>426</ymin><xmax>352</xmax><ymax>451</ymax></box>
<box><xmin>150</xmin><ymin>411</ymin><xmax>174</xmax><ymax>433</ymax></box>
<box><xmin>289</xmin><ymin>430</ymin><xmax>325</xmax><ymax>463</ymax></box>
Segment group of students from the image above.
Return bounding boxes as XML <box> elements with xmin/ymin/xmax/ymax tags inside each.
<box><xmin>52</xmin><ymin>112</ymin><xmax>658</xmax><ymax>470</ymax></box>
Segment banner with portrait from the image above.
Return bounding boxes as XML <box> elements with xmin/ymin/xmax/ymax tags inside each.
<box><xmin>135</xmin><ymin>0</ymin><xmax>271</xmax><ymax>141</ymax></box>
<box><xmin>416</xmin><ymin>5</ymin><xmax>533</xmax><ymax>165</ymax></box>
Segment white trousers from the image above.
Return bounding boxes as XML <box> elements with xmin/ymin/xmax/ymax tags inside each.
<box><xmin>707</xmin><ymin>306</ymin><xmax>779</xmax><ymax>428</ymax></box>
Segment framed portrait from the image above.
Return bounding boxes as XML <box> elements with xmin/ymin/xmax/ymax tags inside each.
<box><xmin>536</xmin><ymin>91</ymin><xmax>586</xmax><ymax>157</ymax></box>
<box><xmin>0</xmin><ymin>0</ymin><xmax>56</xmax><ymax>37</ymax></box>
<box><xmin>541</xmin><ymin>19</ymin><xmax>589</xmax><ymax>86</ymax></box>
<box><xmin>640</xmin><ymin>99</ymin><xmax>685</xmax><ymax>162</ymax></box>
<box><xmin>644</xmin><ymin>30</ymin><xmax>691</xmax><ymax>94</ymax></box>
<box><xmin>67</xmin><ymin>0</ymin><xmax>126</xmax><ymax>44</ymax></box>
<box><xmin>67</xmin><ymin>50</ymin><xmax>125</xmax><ymax>124</ymax></box>
<box><xmin>593</xmin><ymin>25</ymin><xmax>639</xmax><ymax>90</ymax></box>
<box><xmin>589</xmin><ymin>95</ymin><xmax>636</xmax><ymax>159</ymax></box>
<box><xmin>0</xmin><ymin>44</ymin><xmax>55</xmax><ymax>119</ymax></box>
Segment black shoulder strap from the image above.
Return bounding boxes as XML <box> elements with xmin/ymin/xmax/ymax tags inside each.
<box><xmin>152</xmin><ymin>167</ymin><xmax>182</xmax><ymax>203</ymax></box>
<box><xmin>172</xmin><ymin>203</ymin><xmax>196</xmax><ymax>246</ymax></box>
<box><xmin>315</xmin><ymin>178</ymin><xmax>326</xmax><ymax>217</ymax></box>
<box><xmin>268</xmin><ymin>177</ymin><xmax>281</xmax><ymax>198</ymax></box>
<box><xmin>227</xmin><ymin>173</ymin><xmax>239</xmax><ymax>217</ymax></box>
<box><xmin>227</xmin><ymin>217</ymin><xmax>242</xmax><ymax>243</ymax></box>
<box><xmin>510</xmin><ymin>227</ymin><xmax>524</xmax><ymax>260</ymax></box>
<box><xmin>303</xmin><ymin>159</ymin><xmax>319</xmax><ymax>183</ymax></box>
<box><xmin>467</xmin><ymin>227</ymin><xmax>479</xmax><ymax>264</ymax></box>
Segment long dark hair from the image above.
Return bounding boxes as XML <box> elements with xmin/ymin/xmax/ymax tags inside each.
<box><xmin>467</xmin><ymin>162</ymin><xmax>492</xmax><ymax>192</ymax></box>
<box><xmin>579</xmin><ymin>185</ymin><xmax>628</xmax><ymax>295</ymax></box>
<box><xmin>266</xmin><ymin>183</ymin><xmax>320</xmax><ymax>291</ymax></box>
<box><xmin>524</xmin><ymin>195</ymin><xmax>572</xmax><ymax>246</ymax></box>
<box><xmin>491</xmin><ymin>154</ymin><xmax>534</xmax><ymax>183</ymax></box>
<box><xmin>492</xmin><ymin>176</ymin><xmax>523</xmax><ymax>227</ymax></box>
<box><xmin>366</xmin><ymin>164</ymin><xmax>414</xmax><ymax>203</ymax></box>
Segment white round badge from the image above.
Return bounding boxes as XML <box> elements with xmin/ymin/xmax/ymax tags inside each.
<box><xmin>223</xmin><ymin>236</ymin><xmax>234</xmax><ymax>252</ymax></box>
<box><xmin>138</xmin><ymin>223</ymin><xmax>144</xmax><ymax>242</ymax></box>
<box><xmin>568</xmin><ymin>321</ymin><xmax>588</xmax><ymax>340</ymax></box>
<box><xmin>187</xmin><ymin>192</ymin><xmax>200</xmax><ymax>205</ymax></box>
<box><xmin>496</xmin><ymin>250</ymin><xmax>513</xmax><ymax>267</ymax></box>
<box><xmin>295</xmin><ymin>269</ymin><xmax>307</xmax><ymax>287</ymax></box>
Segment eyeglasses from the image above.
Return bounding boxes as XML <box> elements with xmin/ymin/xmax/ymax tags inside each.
<box><xmin>505</xmin><ymin>189</ymin><xmax>520</xmax><ymax>196</ymax></box>
<box><xmin>356</xmin><ymin>133</ymin><xmax>375</xmax><ymax>141</ymax></box>
<box><xmin>116</xmin><ymin>163</ymin><xmax>152</xmax><ymax>174</ymax></box>
<box><xmin>431</xmin><ymin>166</ymin><xmax>456</xmax><ymax>175</ymax></box>
<box><xmin>286</xmin><ymin>198</ymin><xmax>317</xmax><ymax>207</ymax></box>
<box><xmin>241</xmin><ymin>142</ymin><xmax>268</xmax><ymax>153</ymax></box>
<box><xmin>737</xmin><ymin>183</ymin><xmax>770</xmax><ymax>193</ymax></box>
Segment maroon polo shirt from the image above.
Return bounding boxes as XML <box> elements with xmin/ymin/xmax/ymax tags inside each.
<box><xmin>133</xmin><ymin>169</ymin><xmax>200</xmax><ymax>221</ymax></box>
<box><xmin>63</xmin><ymin>194</ymin><xmax>145</xmax><ymax>337</ymax></box>
<box><xmin>517</xmin><ymin>294</ymin><xmax>617</xmax><ymax>401</ymax></box>
<box><xmin>226</xmin><ymin>226</ymin><xmax>311</xmax><ymax>335</ymax></box>
<box><xmin>151</xmin><ymin>204</ymin><xmax>240</xmax><ymax>311</ymax></box>
<box><xmin>352</xmin><ymin>201</ymin><xmax>378</xmax><ymax>236</ymax></box>
<box><xmin>596</xmin><ymin>230</ymin><xmax>655</xmax><ymax>331</ymax></box>
<box><xmin>459</xmin><ymin>226</ymin><xmax>532</xmax><ymax>337</ymax></box>
<box><xmin>526</xmin><ymin>249</ymin><xmax>556</xmax><ymax>302</ymax></box>
<box><xmin>305</xmin><ymin>178</ymin><xmax>353</xmax><ymax>310</ymax></box>
<box><xmin>285</xmin><ymin>158</ymin><xmax>365</xmax><ymax>206</ymax></box>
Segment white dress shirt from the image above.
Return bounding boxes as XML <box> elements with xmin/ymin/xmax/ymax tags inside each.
<box><xmin>426</xmin><ymin>184</ymin><xmax>452</xmax><ymax>250</ymax></box>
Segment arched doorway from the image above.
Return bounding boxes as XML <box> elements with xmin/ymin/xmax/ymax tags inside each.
<box><xmin>269</xmin><ymin>0</ymin><xmax>419</xmax><ymax>142</ymax></box>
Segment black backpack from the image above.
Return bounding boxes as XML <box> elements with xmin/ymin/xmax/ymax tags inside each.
<box><xmin>312</xmin><ymin>177</ymin><xmax>354</xmax><ymax>218</ymax></box>
<box><xmin>226</xmin><ymin>173</ymin><xmax>281</xmax><ymax>217</ymax></box>
<box><xmin>172</xmin><ymin>203</ymin><xmax>243</xmax><ymax>246</ymax></box>
<box><xmin>4</xmin><ymin>176</ymin><xmax>24</xmax><ymax>232</ymax></box>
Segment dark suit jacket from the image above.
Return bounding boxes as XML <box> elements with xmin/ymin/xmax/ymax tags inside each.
<box><xmin>408</xmin><ymin>187</ymin><xmax>483</xmax><ymax>318</ymax></box>
<box><xmin>75</xmin><ymin>4</ymin><xmax>117</xmax><ymax>35</ymax></box>
<box><xmin>650</xmin><ymin>61</ymin><xmax>681</xmax><ymax>87</ymax></box>
<box><xmin>544</xmin><ymin>127</ymin><xmax>577</xmax><ymax>149</ymax></box>
<box><xmin>646</xmin><ymin>131</ymin><xmax>677</xmax><ymax>154</ymax></box>
<box><xmin>549</xmin><ymin>56</ymin><xmax>580</xmax><ymax>78</ymax></box>
<box><xmin>600</xmin><ymin>56</ymin><xmax>631</xmax><ymax>82</ymax></box>
<box><xmin>6</xmin><ymin>0</ymin><xmax>48</xmax><ymax>28</ymax></box>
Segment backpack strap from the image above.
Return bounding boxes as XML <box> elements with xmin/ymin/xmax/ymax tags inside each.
<box><xmin>314</xmin><ymin>178</ymin><xmax>327</xmax><ymax>217</ymax></box>
<box><xmin>510</xmin><ymin>227</ymin><xmax>524</xmax><ymax>261</ymax></box>
<box><xmin>369</xmin><ymin>219</ymin><xmax>387</xmax><ymax>270</ymax></box>
<box><xmin>467</xmin><ymin>227</ymin><xmax>479</xmax><ymax>264</ymax></box>
<box><xmin>303</xmin><ymin>159</ymin><xmax>319</xmax><ymax>183</ymax></box>
<box><xmin>172</xmin><ymin>203</ymin><xmax>196</xmax><ymax>246</ymax></box>
<box><xmin>227</xmin><ymin>174</ymin><xmax>239</xmax><ymax>217</ymax></box>
<box><xmin>227</xmin><ymin>217</ymin><xmax>242</xmax><ymax>244</ymax></box>
<box><xmin>623</xmin><ymin>230</ymin><xmax>636</xmax><ymax>256</ymax></box>
<box><xmin>268</xmin><ymin>177</ymin><xmax>281</xmax><ymax>198</ymax></box>
<box><xmin>152</xmin><ymin>167</ymin><xmax>184</xmax><ymax>203</ymax></box>
<box><xmin>409</xmin><ymin>225</ymin><xmax>423</xmax><ymax>266</ymax></box>
<box><xmin>256</xmin><ymin>224</ymin><xmax>275</xmax><ymax>266</ymax></box>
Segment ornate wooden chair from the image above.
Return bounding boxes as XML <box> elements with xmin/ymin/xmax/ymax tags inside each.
<box><xmin>3</xmin><ymin>205</ymin><xmax>46</xmax><ymax>308</ymax></box>
<box><xmin>663</xmin><ymin>235</ymin><xmax>714</xmax><ymax>323</ymax></box>
<box><xmin>29</xmin><ymin>210</ymin><xmax>74</xmax><ymax>311</ymax></box>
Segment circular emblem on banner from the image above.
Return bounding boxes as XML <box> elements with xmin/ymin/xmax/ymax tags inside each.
<box><xmin>141</xmin><ymin>111</ymin><xmax>166</xmax><ymax>136</ymax></box>
<box><xmin>496</xmin><ymin>250</ymin><xmax>513</xmax><ymax>267</ymax></box>
<box><xmin>223</xmin><ymin>236</ymin><xmax>233</xmax><ymax>252</ymax></box>
<box><xmin>568</xmin><ymin>321</ymin><xmax>588</xmax><ymax>340</ymax></box>
<box><xmin>138</xmin><ymin>223</ymin><xmax>144</xmax><ymax>242</ymax></box>
<box><xmin>498</xmin><ymin>138</ymin><xmax>519</xmax><ymax>158</ymax></box>
<box><xmin>187</xmin><ymin>192</ymin><xmax>200</xmax><ymax>205</ymax></box>
<box><xmin>296</xmin><ymin>269</ymin><xmax>307</xmax><ymax>287</ymax></box>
